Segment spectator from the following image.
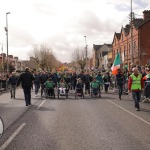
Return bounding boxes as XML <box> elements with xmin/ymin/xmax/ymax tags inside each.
<box><xmin>9</xmin><ymin>72</ymin><xmax>18</xmax><ymax>99</ymax></box>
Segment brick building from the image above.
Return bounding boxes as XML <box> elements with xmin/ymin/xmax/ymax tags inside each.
<box><xmin>0</xmin><ymin>53</ymin><xmax>24</xmax><ymax>72</ymax></box>
<box><xmin>112</xmin><ymin>10</ymin><xmax>150</xmax><ymax>68</ymax></box>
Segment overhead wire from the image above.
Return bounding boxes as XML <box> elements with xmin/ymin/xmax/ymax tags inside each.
<box><xmin>131</xmin><ymin>0</ymin><xmax>150</xmax><ymax>28</ymax></box>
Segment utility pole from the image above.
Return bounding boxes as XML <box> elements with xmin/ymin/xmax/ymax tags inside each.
<box><xmin>5</xmin><ymin>12</ymin><xmax>10</xmax><ymax>74</ymax></box>
<box><xmin>84</xmin><ymin>36</ymin><xmax>88</xmax><ymax>72</ymax></box>
<box><xmin>130</xmin><ymin>0</ymin><xmax>134</xmax><ymax>65</ymax></box>
<box><xmin>0</xmin><ymin>43</ymin><xmax>4</xmax><ymax>73</ymax></box>
<box><xmin>1</xmin><ymin>43</ymin><xmax>4</xmax><ymax>73</ymax></box>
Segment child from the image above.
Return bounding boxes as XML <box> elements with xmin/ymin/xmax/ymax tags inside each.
<box><xmin>76</xmin><ymin>78</ymin><xmax>84</xmax><ymax>89</ymax></box>
<box><xmin>76</xmin><ymin>78</ymin><xmax>84</xmax><ymax>94</ymax></box>
<box><xmin>44</xmin><ymin>78</ymin><xmax>55</xmax><ymax>97</ymax></box>
<box><xmin>58</xmin><ymin>79</ymin><xmax>69</xmax><ymax>95</ymax></box>
<box><xmin>91</xmin><ymin>77</ymin><xmax>100</xmax><ymax>96</ymax></box>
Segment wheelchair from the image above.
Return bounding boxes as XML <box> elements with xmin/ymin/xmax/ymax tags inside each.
<box><xmin>90</xmin><ymin>87</ymin><xmax>101</xmax><ymax>98</ymax></box>
<box><xmin>75</xmin><ymin>88</ymin><xmax>84</xmax><ymax>99</ymax></box>
<box><xmin>45</xmin><ymin>87</ymin><xmax>55</xmax><ymax>99</ymax></box>
<box><xmin>57</xmin><ymin>87</ymin><xmax>69</xmax><ymax>99</ymax></box>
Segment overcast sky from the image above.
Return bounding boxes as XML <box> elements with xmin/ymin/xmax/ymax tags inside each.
<box><xmin>0</xmin><ymin>0</ymin><xmax>149</xmax><ymax>62</ymax></box>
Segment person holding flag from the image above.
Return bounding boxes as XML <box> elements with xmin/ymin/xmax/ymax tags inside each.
<box><xmin>111</xmin><ymin>52</ymin><xmax>121</xmax><ymax>75</ymax></box>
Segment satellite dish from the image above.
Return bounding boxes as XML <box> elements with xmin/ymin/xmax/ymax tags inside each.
<box><xmin>0</xmin><ymin>116</ymin><xmax>4</xmax><ymax>139</ymax></box>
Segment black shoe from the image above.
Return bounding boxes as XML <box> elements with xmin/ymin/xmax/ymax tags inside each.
<box><xmin>26</xmin><ymin>104</ymin><xmax>28</xmax><ymax>106</ymax></box>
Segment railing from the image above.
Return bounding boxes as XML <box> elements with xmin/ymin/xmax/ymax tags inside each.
<box><xmin>0</xmin><ymin>79</ymin><xmax>9</xmax><ymax>93</ymax></box>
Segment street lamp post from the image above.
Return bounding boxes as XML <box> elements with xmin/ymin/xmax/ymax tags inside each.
<box><xmin>5</xmin><ymin>12</ymin><xmax>10</xmax><ymax>73</ymax></box>
<box><xmin>84</xmin><ymin>36</ymin><xmax>88</xmax><ymax>72</ymax></box>
<box><xmin>130</xmin><ymin>0</ymin><xmax>134</xmax><ymax>65</ymax></box>
<box><xmin>0</xmin><ymin>43</ymin><xmax>4</xmax><ymax>73</ymax></box>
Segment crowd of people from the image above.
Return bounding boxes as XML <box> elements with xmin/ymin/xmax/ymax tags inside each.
<box><xmin>1</xmin><ymin>63</ymin><xmax>150</xmax><ymax>110</ymax></box>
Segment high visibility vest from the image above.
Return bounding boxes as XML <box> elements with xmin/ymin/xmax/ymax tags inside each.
<box><xmin>130</xmin><ymin>74</ymin><xmax>142</xmax><ymax>90</ymax></box>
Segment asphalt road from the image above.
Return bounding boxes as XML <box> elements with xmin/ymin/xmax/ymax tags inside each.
<box><xmin>0</xmin><ymin>88</ymin><xmax>150</xmax><ymax>150</ymax></box>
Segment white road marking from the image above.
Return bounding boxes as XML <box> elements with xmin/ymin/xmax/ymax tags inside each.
<box><xmin>37</xmin><ymin>100</ymin><xmax>46</xmax><ymax>109</ymax></box>
<box><xmin>107</xmin><ymin>99</ymin><xmax>150</xmax><ymax>125</ymax></box>
<box><xmin>0</xmin><ymin>123</ymin><xmax>26</xmax><ymax>150</ymax></box>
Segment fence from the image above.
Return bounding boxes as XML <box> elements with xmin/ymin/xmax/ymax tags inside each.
<box><xmin>0</xmin><ymin>80</ymin><xmax>9</xmax><ymax>93</ymax></box>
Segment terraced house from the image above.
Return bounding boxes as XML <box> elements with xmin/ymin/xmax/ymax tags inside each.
<box><xmin>112</xmin><ymin>10</ymin><xmax>150</xmax><ymax>69</ymax></box>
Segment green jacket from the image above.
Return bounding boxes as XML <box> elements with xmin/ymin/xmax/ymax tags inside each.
<box><xmin>44</xmin><ymin>81</ymin><xmax>55</xmax><ymax>88</ymax></box>
<box><xmin>96</xmin><ymin>75</ymin><xmax>104</xmax><ymax>84</ymax></box>
<box><xmin>91</xmin><ymin>81</ymin><xmax>100</xmax><ymax>88</ymax></box>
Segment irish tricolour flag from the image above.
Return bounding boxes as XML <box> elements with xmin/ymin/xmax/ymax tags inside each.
<box><xmin>111</xmin><ymin>53</ymin><xmax>121</xmax><ymax>75</ymax></box>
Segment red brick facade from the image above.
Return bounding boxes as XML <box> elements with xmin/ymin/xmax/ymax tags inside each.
<box><xmin>112</xmin><ymin>10</ymin><xmax>150</xmax><ymax>68</ymax></box>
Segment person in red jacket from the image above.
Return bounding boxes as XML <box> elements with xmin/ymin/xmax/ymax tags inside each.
<box><xmin>128</xmin><ymin>67</ymin><xmax>144</xmax><ymax>111</ymax></box>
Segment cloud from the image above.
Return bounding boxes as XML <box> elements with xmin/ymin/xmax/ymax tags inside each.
<box><xmin>115</xmin><ymin>4</ymin><xmax>130</xmax><ymax>11</ymax></box>
<box><xmin>31</xmin><ymin>2</ymin><xmax>57</xmax><ymax>16</ymax></box>
<box><xmin>134</xmin><ymin>0</ymin><xmax>149</xmax><ymax>8</ymax></box>
<box><xmin>9</xmin><ymin>26</ymin><xmax>34</xmax><ymax>47</ymax></box>
<box><xmin>1</xmin><ymin>0</ymin><xmax>147</xmax><ymax>63</ymax></box>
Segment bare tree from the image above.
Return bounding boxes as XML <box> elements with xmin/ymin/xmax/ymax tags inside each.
<box><xmin>30</xmin><ymin>43</ymin><xmax>60</xmax><ymax>71</ymax></box>
<box><xmin>72</xmin><ymin>48</ymin><xmax>86</xmax><ymax>70</ymax></box>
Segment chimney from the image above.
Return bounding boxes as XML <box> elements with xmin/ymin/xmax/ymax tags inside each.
<box><xmin>143</xmin><ymin>10</ymin><xmax>150</xmax><ymax>21</ymax></box>
<box><xmin>1</xmin><ymin>53</ymin><xmax>6</xmax><ymax>58</ymax></box>
<box><xmin>8</xmin><ymin>55</ymin><xmax>13</xmax><ymax>59</ymax></box>
<box><xmin>14</xmin><ymin>57</ymin><xmax>18</xmax><ymax>60</ymax></box>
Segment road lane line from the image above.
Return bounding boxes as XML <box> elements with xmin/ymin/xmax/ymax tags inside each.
<box><xmin>0</xmin><ymin>123</ymin><xmax>26</xmax><ymax>150</ymax></box>
<box><xmin>107</xmin><ymin>99</ymin><xmax>150</xmax><ymax>126</ymax></box>
<box><xmin>37</xmin><ymin>100</ymin><xmax>46</xmax><ymax>109</ymax></box>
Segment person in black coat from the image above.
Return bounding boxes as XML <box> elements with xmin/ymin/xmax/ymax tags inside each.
<box><xmin>9</xmin><ymin>72</ymin><xmax>18</xmax><ymax>99</ymax></box>
<box><xmin>103</xmin><ymin>72</ymin><xmax>111</xmax><ymax>93</ymax></box>
<box><xmin>33</xmin><ymin>71</ymin><xmax>41</xmax><ymax>97</ymax></box>
<box><xmin>84</xmin><ymin>72</ymin><xmax>92</xmax><ymax>95</ymax></box>
<box><xmin>18</xmin><ymin>67</ymin><xmax>34</xmax><ymax>106</ymax></box>
<box><xmin>116</xmin><ymin>69</ymin><xmax>125</xmax><ymax>100</ymax></box>
<box><xmin>40</xmin><ymin>71</ymin><xmax>48</xmax><ymax>97</ymax></box>
<box><xmin>72</xmin><ymin>72</ymin><xmax>77</xmax><ymax>90</ymax></box>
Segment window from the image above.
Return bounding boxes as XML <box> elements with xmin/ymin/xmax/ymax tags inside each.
<box><xmin>133</xmin><ymin>41</ymin><xmax>136</xmax><ymax>53</ymax></box>
<box><xmin>129</xmin><ymin>44</ymin><xmax>130</xmax><ymax>55</ymax></box>
<box><xmin>124</xmin><ymin>46</ymin><xmax>126</xmax><ymax>57</ymax></box>
<box><xmin>99</xmin><ymin>53</ymin><xmax>101</xmax><ymax>58</ymax></box>
<box><xmin>117</xmin><ymin>49</ymin><xmax>118</xmax><ymax>53</ymax></box>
